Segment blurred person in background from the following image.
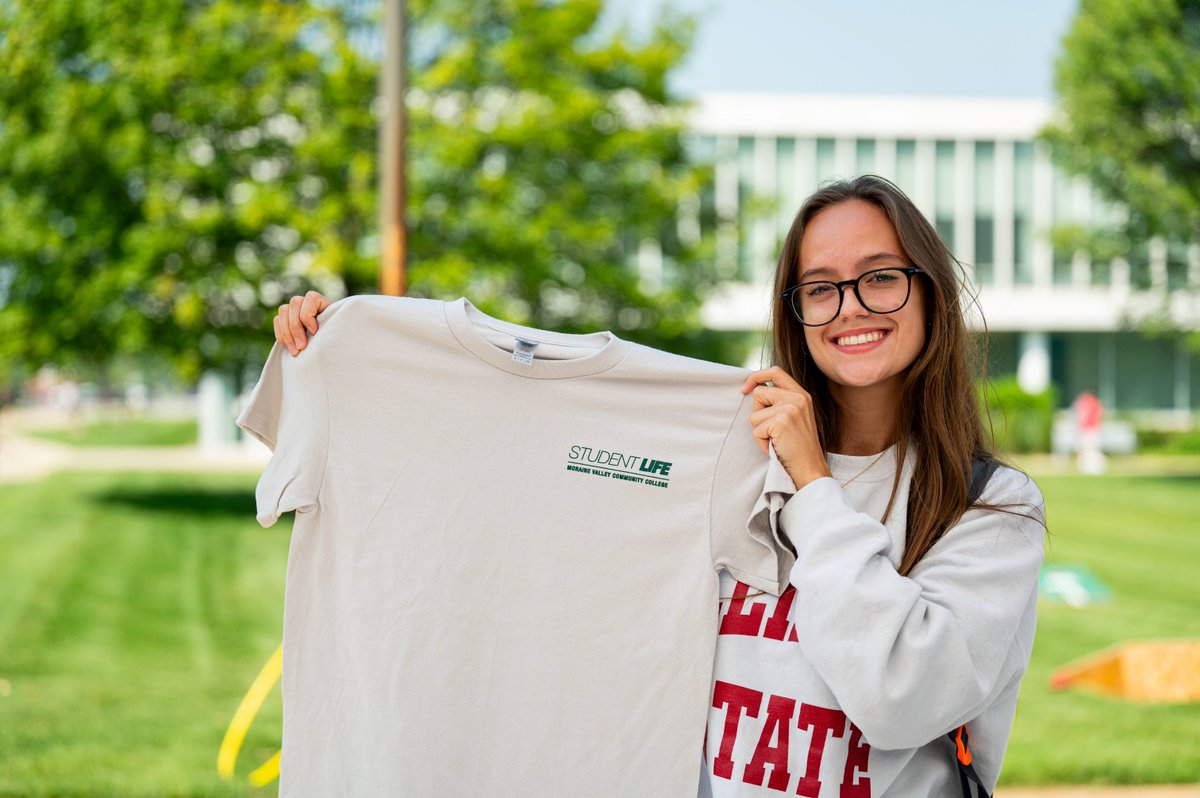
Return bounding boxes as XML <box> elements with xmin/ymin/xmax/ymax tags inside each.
<box><xmin>1073</xmin><ymin>389</ymin><xmax>1106</xmax><ymax>475</ymax></box>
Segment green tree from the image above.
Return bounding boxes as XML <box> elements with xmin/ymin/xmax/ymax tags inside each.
<box><xmin>0</xmin><ymin>0</ymin><xmax>378</xmax><ymax>383</ymax></box>
<box><xmin>1044</xmin><ymin>0</ymin><xmax>1200</xmax><ymax>285</ymax></box>
<box><xmin>403</xmin><ymin>0</ymin><xmax>727</xmax><ymax>358</ymax></box>
<box><xmin>0</xmin><ymin>0</ymin><xmax>736</xmax><ymax>388</ymax></box>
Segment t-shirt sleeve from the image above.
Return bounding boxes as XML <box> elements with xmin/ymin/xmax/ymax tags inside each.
<box><xmin>236</xmin><ymin>341</ymin><xmax>331</xmax><ymax>527</ymax></box>
<box><xmin>709</xmin><ymin>393</ymin><xmax>797</xmax><ymax>595</ymax></box>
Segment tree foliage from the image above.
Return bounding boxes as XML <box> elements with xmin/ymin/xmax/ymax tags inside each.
<box><xmin>0</xmin><ymin>0</ymin><xmax>733</xmax><ymax>385</ymax></box>
<box><xmin>403</xmin><ymin>0</ymin><xmax>722</xmax><ymax>352</ymax></box>
<box><xmin>0</xmin><ymin>0</ymin><xmax>378</xmax><ymax>381</ymax></box>
<box><xmin>1044</xmin><ymin>0</ymin><xmax>1200</xmax><ymax>247</ymax></box>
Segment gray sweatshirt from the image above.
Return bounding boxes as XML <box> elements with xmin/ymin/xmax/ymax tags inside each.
<box><xmin>702</xmin><ymin>446</ymin><xmax>1045</xmax><ymax>797</ymax></box>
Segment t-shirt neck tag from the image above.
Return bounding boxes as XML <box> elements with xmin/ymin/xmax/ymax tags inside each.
<box><xmin>512</xmin><ymin>337</ymin><xmax>539</xmax><ymax>366</ymax></box>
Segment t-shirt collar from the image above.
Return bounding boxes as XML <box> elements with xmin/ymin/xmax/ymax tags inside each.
<box><xmin>444</xmin><ymin>297</ymin><xmax>630</xmax><ymax>379</ymax></box>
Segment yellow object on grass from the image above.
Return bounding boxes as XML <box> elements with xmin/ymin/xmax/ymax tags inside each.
<box><xmin>218</xmin><ymin>645</ymin><xmax>283</xmax><ymax>784</ymax></box>
<box><xmin>250</xmin><ymin>750</ymin><xmax>282</xmax><ymax>787</ymax></box>
<box><xmin>1052</xmin><ymin>640</ymin><xmax>1200</xmax><ymax>702</ymax></box>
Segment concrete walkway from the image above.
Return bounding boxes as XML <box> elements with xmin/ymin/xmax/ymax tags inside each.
<box><xmin>0</xmin><ymin>417</ymin><xmax>268</xmax><ymax>484</ymax></box>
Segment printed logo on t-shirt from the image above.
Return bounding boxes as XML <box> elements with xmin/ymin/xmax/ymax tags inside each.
<box><xmin>565</xmin><ymin>444</ymin><xmax>672</xmax><ymax>489</ymax></box>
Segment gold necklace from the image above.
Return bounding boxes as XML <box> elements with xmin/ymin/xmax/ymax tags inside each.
<box><xmin>838</xmin><ymin>451</ymin><xmax>887</xmax><ymax>489</ymax></box>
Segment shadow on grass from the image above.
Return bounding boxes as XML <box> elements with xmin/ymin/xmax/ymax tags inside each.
<box><xmin>90</xmin><ymin>486</ymin><xmax>257</xmax><ymax>518</ymax></box>
<box><xmin>1125</xmin><ymin>474</ymin><xmax>1200</xmax><ymax>486</ymax></box>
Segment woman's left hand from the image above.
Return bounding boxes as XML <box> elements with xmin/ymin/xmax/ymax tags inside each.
<box><xmin>741</xmin><ymin>366</ymin><xmax>832</xmax><ymax>489</ymax></box>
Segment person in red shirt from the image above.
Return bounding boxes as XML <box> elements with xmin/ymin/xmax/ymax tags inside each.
<box><xmin>1074</xmin><ymin>389</ymin><xmax>1106</xmax><ymax>474</ymax></box>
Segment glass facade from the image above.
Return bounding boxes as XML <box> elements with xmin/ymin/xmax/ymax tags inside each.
<box><xmin>974</xmin><ymin>141</ymin><xmax>996</xmax><ymax>284</ymax></box>
<box><xmin>692</xmin><ymin>134</ymin><xmax>718</xmax><ymax>239</ymax></box>
<box><xmin>1167</xmin><ymin>240</ymin><xmax>1189</xmax><ymax>290</ymax></box>
<box><xmin>855</xmin><ymin>139</ymin><xmax>876</xmax><ymax>175</ymax></box>
<box><xmin>776</xmin><ymin>137</ymin><xmax>797</xmax><ymax>238</ymax></box>
<box><xmin>934</xmin><ymin>140</ymin><xmax>956</xmax><ymax>248</ymax></box>
<box><xmin>1114</xmin><ymin>333</ymin><xmax>1178</xmax><ymax>409</ymax></box>
<box><xmin>1128</xmin><ymin>240</ymin><xmax>1151</xmax><ymax>289</ymax></box>
<box><xmin>815</xmin><ymin>138</ymin><xmax>836</xmax><ymax>187</ymax></box>
<box><xmin>1051</xmin><ymin>164</ymin><xmax>1075</xmax><ymax>285</ymax></box>
<box><xmin>736</xmin><ymin>136</ymin><xmax>755</xmax><ymax>280</ymax></box>
<box><xmin>683</xmin><ymin>124</ymin><xmax>1198</xmax><ymax>409</ymax></box>
<box><xmin>1013</xmin><ymin>142</ymin><xmax>1034</xmax><ymax>285</ymax></box>
<box><xmin>895</xmin><ymin>139</ymin><xmax>916</xmax><ymax>193</ymax></box>
<box><xmin>1090</xmin><ymin>191</ymin><xmax>1118</xmax><ymax>287</ymax></box>
<box><xmin>689</xmin><ymin>133</ymin><xmax>1198</xmax><ymax>296</ymax></box>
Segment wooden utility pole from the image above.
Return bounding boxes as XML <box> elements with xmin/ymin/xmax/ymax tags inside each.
<box><xmin>379</xmin><ymin>0</ymin><xmax>407</xmax><ymax>296</ymax></box>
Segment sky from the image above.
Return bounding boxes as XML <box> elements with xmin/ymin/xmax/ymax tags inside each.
<box><xmin>600</xmin><ymin>0</ymin><xmax>1080</xmax><ymax>100</ymax></box>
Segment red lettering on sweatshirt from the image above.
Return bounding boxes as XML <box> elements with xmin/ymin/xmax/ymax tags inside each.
<box><xmin>762</xmin><ymin>585</ymin><xmax>796</xmax><ymax>641</ymax></box>
<box><xmin>840</xmin><ymin>723</ymin><xmax>871</xmax><ymax>797</ymax></box>
<box><xmin>742</xmin><ymin>694</ymin><xmax>796</xmax><ymax>790</ymax></box>
<box><xmin>719</xmin><ymin>582</ymin><xmax>768</xmax><ymax>636</ymax></box>
<box><xmin>711</xmin><ymin>680</ymin><xmax>763</xmax><ymax>779</ymax></box>
<box><xmin>709</xmin><ymin>680</ymin><xmax>872</xmax><ymax>795</ymax></box>
<box><xmin>796</xmin><ymin>704</ymin><xmax>846</xmax><ymax>796</ymax></box>
<box><xmin>720</xmin><ymin>582</ymin><xmax>800</xmax><ymax>643</ymax></box>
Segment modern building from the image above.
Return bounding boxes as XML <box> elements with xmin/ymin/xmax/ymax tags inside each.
<box><xmin>687</xmin><ymin>93</ymin><xmax>1200</xmax><ymax>414</ymax></box>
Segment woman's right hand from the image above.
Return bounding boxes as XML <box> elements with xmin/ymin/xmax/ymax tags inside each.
<box><xmin>275</xmin><ymin>291</ymin><xmax>332</xmax><ymax>356</ymax></box>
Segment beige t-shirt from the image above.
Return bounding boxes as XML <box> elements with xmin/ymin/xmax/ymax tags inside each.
<box><xmin>236</xmin><ymin>295</ymin><xmax>796</xmax><ymax>797</ymax></box>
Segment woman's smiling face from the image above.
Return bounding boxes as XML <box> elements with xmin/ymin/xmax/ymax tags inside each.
<box><xmin>797</xmin><ymin>199</ymin><xmax>927</xmax><ymax>395</ymax></box>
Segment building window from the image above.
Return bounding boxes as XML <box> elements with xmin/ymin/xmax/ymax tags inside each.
<box><xmin>934</xmin><ymin>140</ymin><xmax>955</xmax><ymax>248</ymax></box>
<box><xmin>1128</xmin><ymin>240</ymin><xmax>1151</xmax><ymax>289</ymax></box>
<box><xmin>974</xmin><ymin>142</ymin><xmax>996</xmax><ymax>284</ymax></box>
<box><xmin>1168</xmin><ymin>240</ymin><xmax>1189</xmax><ymax>290</ymax></box>
<box><xmin>855</xmin><ymin>139</ymin><xmax>876</xmax><ymax>175</ymax></box>
<box><xmin>1090</xmin><ymin>192</ymin><xmax>1118</xmax><ymax>287</ymax></box>
<box><xmin>1049</xmin><ymin>333</ymin><xmax>1101</xmax><ymax>409</ymax></box>
<box><xmin>776</xmin><ymin>137</ymin><xmax>797</xmax><ymax>238</ymax></box>
<box><xmin>688</xmin><ymin>134</ymin><xmax>717</xmax><ymax>239</ymax></box>
<box><xmin>816</xmin><ymin>138</ymin><xmax>836</xmax><ymax>185</ymax></box>
<box><xmin>1115</xmin><ymin>332</ymin><xmax>1177</xmax><ymax>408</ymax></box>
<box><xmin>737</xmin><ymin>136</ymin><xmax>755</xmax><ymax>280</ymax></box>
<box><xmin>689</xmin><ymin>134</ymin><xmax>717</xmax><ymax>165</ymax></box>
<box><xmin>895</xmin><ymin>139</ymin><xmax>916</xmax><ymax>196</ymax></box>
<box><xmin>1013</xmin><ymin>141</ymin><xmax>1034</xmax><ymax>285</ymax></box>
<box><xmin>1051</xmin><ymin>163</ymin><xmax>1075</xmax><ymax>285</ymax></box>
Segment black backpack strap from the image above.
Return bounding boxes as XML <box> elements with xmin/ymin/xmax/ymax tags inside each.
<box><xmin>949</xmin><ymin>725</ymin><xmax>992</xmax><ymax>798</ymax></box>
<box><xmin>952</xmin><ymin>458</ymin><xmax>998</xmax><ymax>798</ymax></box>
<box><xmin>967</xmin><ymin>455</ymin><xmax>999</xmax><ymax>506</ymax></box>
<box><xmin>904</xmin><ymin>455</ymin><xmax>999</xmax><ymax>536</ymax></box>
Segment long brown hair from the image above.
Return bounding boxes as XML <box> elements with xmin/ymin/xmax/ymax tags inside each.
<box><xmin>771</xmin><ymin>175</ymin><xmax>992</xmax><ymax>576</ymax></box>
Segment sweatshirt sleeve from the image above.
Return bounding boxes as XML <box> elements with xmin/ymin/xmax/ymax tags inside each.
<box><xmin>783</xmin><ymin>466</ymin><xmax>1045</xmax><ymax>750</ymax></box>
<box><xmin>236</xmin><ymin>340</ymin><xmax>331</xmax><ymax>527</ymax></box>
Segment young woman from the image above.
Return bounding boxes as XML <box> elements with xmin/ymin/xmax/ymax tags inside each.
<box><xmin>271</xmin><ymin>175</ymin><xmax>1045</xmax><ymax>796</ymax></box>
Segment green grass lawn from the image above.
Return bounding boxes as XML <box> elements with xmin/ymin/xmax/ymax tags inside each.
<box><xmin>29</xmin><ymin>418</ymin><xmax>198</xmax><ymax>447</ymax></box>
<box><xmin>0</xmin><ymin>471</ymin><xmax>284</xmax><ymax>798</ymax></box>
<box><xmin>1000</xmin><ymin>473</ymin><xmax>1200</xmax><ymax>786</ymax></box>
<box><xmin>0</xmin><ymin>470</ymin><xmax>1197</xmax><ymax>795</ymax></box>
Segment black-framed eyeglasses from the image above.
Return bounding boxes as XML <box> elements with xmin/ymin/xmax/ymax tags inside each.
<box><xmin>781</xmin><ymin>267</ymin><xmax>924</xmax><ymax>327</ymax></box>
